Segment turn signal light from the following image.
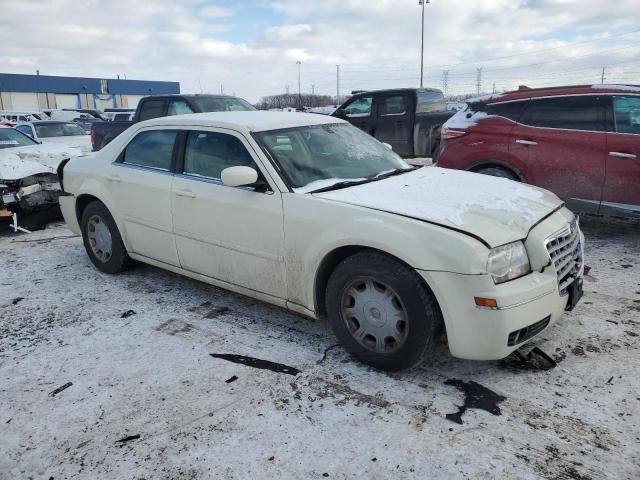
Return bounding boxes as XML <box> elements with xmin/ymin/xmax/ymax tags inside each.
<box><xmin>474</xmin><ymin>297</ymin><xmax>498</xmax><ymax>308</ymax></box>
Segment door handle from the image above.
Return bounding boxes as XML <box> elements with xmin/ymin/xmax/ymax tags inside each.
<box><xmin>515</xmin><ymin>139</ymin><xmax>538</xmax><ymax>146</ymax></box>
<box><xmin>175</xmin><ymin>189</ymin><xmax>196</xmax><ymax>198</ymax></box>
<box><xmin>608</xmin><ymin>151</ymin><xmax>637</xmax><ymax>159</ymax></box>
<box><xmin>107</xmin><ymin>175</ymin><xmax>121</xmax><ymax>182</ymax></box>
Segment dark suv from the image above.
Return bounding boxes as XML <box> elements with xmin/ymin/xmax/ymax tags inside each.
<box><xmin>437</xmin><ymin>85</ymin><xmax>640</xmax><ymax>217</ymax></box>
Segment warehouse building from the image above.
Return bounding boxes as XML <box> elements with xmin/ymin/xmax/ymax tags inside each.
<box><xmin>0</xmin><ymin>73</ymin><xmax>180</xmax><ymax>111</ymax></box>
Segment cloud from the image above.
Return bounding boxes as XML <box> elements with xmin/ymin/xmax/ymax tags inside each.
<box><xmin>0</xmin><ymin>0</ymin><xmax>638</xmax><ymax>102</ymax></box>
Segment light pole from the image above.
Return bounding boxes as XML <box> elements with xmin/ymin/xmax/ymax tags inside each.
<box><xmin>419</xmin><ymin>0</ymin><xmax>430</xmax><ymax>88</ymax></box>
<box><xmin>296</xmin><ymin>61</ymin><xmax>302</xmax><ymax>110</ymax></box>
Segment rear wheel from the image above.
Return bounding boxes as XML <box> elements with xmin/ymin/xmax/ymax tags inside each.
<box><xmin>325</xmin><ymin>252</ymin><xmax>442</xmax><ymax>371</ymax></box>
<box><xmin>80</xmin><ymin>201</ymin><xmax>130</xmax><ymax>274</ymax></box>
<box><xmin>474</xmin><ymin>166</ymin><xmax>520</xmax><ymax>181</ymax></box>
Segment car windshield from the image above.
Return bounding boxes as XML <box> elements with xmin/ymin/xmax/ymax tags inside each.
<box><xmin>192</xmin><ymin>97</ymin><xmax>256</xmax><ymax>112</ymax></box>
<box><xmin>35</xmin><ymin>123</ymin><xmax>87</xmax><ymax>137</ymax></box>
<box><xmin>254</xmin><ymin>123</ymin><xmax>411</xmax><ymax>192</ymax></box>
<box><xmin>0</xmin><ymin>128</ymin><xmax>38</xmax><ymax>149</ymax></box>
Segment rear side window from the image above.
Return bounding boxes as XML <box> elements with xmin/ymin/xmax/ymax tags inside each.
<box><xmin>183</xmin><ymin>131</ymin><xmax>255</xmax><ymax>180</ymax></box>
<box><xmin>138</xmin><ymin>100</ymin><xmax>165</xmax><ymax>121</ymax></box>
<box><xmin>519</xmin><ymin>96</ymin><xmax>604</xmax><ymax>131</ymax></box>
<box><xmin>122</xmin><ymin>130</ymin><xmax>177</xmax><ymax>170</ymax></box>
<box><xmin>416</xmin><ymin>90</ymin><xmax>446</xmax><ymax>113</ymax></box>
<box><xmin>378</xmin><ymin>95</ymin><xmax>408</xmax><ymax>116</ymax></box>
<box><xmin>612</xmin><ymin>96</ymin><xmax>640</xmax><ymax>134</ymax></box>
<box><xmin>484</xmin><ymin>101</ymin><xmax>528</xmax><ymax>122</ymax></box>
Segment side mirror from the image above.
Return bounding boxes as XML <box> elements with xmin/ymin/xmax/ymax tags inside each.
<box><xmin>383</xmin><ymin>142</ymin><xmax>393</xmax><ymax>150</ymax></box>
<box><xmin>221</xmin><ymin>166</ymin><xmax>258</xmax><ymax>188</ymax></box>
<box><xmin>334</xmin><ymin>108</ymin><xmax>347</xmax><ymax>118</ymax></box>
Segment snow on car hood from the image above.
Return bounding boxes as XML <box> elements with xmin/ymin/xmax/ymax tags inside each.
<box><xmin>0</xmin><ymin>143</ymin><xmax>83</xmax><ymax>180</ymax></box>
<box><xmin>313</xmin><ymin>167</ymin><xmax>563</xmax><ymax>247</ymax></box>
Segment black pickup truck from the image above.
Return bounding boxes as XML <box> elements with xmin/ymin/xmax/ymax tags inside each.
<box><xmin>332</xmin><ymin>88</ymin><xmax>454</xmax><ymax>159</ymax></box>
<box><xmin>90</xmin><ymin>94</ymin><xmax>255</xmax><ymax>151</ymax></box>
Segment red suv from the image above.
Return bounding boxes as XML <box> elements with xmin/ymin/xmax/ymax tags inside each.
<box><xmin>437</xmin><ymin>85</ymin><xmax>640</xmax><ymax>218</ymax></box>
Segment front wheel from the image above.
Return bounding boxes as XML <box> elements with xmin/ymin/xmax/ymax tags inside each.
<box><xmin>325</xmin><ymin>252</ymin><xmax>443</xmax><ymax>371</ymax></box>
<box><xmin>474</xmin><ymin>166</ymin><xmax>520</xmax><ymax>181</ymax></box>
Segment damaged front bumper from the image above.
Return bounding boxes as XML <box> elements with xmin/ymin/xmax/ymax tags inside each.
<box><xmin>0</xmin><ymin>173</ymin><xmax>62</xmax><ymax>216</ymax></box>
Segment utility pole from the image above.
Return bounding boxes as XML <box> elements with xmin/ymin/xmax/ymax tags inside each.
<box><xmin>296</xmin><ymin>61</ymin><xmax>302</xmax><ymax>110</ymax></box>
<box><xmin>418</xmin><ymin>0</ymin><xmax>430</xmax><ymax>88</ymax></box>
<box><xmin>220</xmin><ymin>84</ymin><xmax>223</xmax><ymax>95</ymax></box>
<box><xmin>285</xmin><ymin>85</ymin><xmax>290</xmax><ymax>94</ymax></box>
<box><xmin>601</xmin><ymin>65</ymin><xmax>606</xmax><ymax>84</ymax></box>
<box><xmin>336</xmin><ymin>64</ymin><xmax>340</xmax><ymax>103</ymax></box>
<box><xmin>475</xmin><ymin>68</ymin><xmax>483</xmax><ymax>96</ymax></box>
<box><xmin>492</xmin><ymin>82</ymin><xmax>496</xmax><ymax>94</ymax></box>
<box><xmin>442</xmin><ymin>70</ymin><xmax>449</xmax><ymax>95</ymax></box>
<box><xmin>311</xmin><ymin>84</ymin><xmax>315</xmax><ymax>95</ymax></box>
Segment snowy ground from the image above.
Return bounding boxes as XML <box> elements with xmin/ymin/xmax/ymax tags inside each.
<box><xmin>0</xmin><ymin>216</ymin><xmax>638</xmax><ymax>479</ymax></box>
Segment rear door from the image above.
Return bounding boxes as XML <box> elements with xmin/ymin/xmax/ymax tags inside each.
<box><xmin>602</xmin><ymin>95</ymin><xmax>640</xmax><ymax>216</ymax></box>
<box><xmin>340</xmin><ymin>94</ymin><xmax>374</xmax><ymax>134</ymax></box>
<box><xmin>509</xmin><ymin>95</ymin><xmax>607</xmax><ymax>212</ymax></box>
<box><xmin>372</xmin><ymin>93</ymin><xmax>413</xmax><ymax>157</ymax></box>
<box><xmin>110</xmin><ymin>128</ymin><xmax>180</xmax><ymax>266</ymax></box>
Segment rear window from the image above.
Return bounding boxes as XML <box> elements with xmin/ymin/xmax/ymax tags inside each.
<box><xmin>191</xmin><ymin>97</ymin><xmax>255</xmax><ymax>112</ymax></box>
<box><xmin>519</xmin><ymin>96</ymin><xmax>604</xmax><ymax>131</ymax></box>
<box><xmin>416</xmin><ymin>91</ymin><xmax>446</xmax><ymax>113</ymax></box>
<box><xmin>35</xmin><ymin>123</ymin><xmax>86</xmax><ymax>137</ymax></box>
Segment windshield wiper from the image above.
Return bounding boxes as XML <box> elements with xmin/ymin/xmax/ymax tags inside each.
<box><xmin>309</xmin><ymin>166</ymin><xmax>419</xmax><ymax>194</ymax></box>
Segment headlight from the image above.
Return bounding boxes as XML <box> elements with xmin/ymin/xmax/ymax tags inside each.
<box><xmin>487</xmin><ymin>241</ymin><xmax>531</xmax><ymax>284</ymax></box>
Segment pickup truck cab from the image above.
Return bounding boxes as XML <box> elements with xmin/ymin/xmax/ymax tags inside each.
<box><xmin>90</xmin><ymin>94</ymin><xmax>255</xmax><ymax>151</ymax></box>
<box><xmin>332</xmin><ymin>88</ymin><xmax>454</xmax><ymax>158</ymax></box>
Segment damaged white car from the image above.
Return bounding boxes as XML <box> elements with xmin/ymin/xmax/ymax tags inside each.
<box><xmin>57</xmin><ymin>112</ymin><xmax>585</xmax><ymax>371</ymax></box>
<box><xmin>0</xmin><ymin>127</ymin><xmax>83</xmax><ymax>227</ymax></box>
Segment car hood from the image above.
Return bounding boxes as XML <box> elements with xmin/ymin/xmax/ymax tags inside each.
<box><xmin>313</xmin><ymin>167</ymin><xmax>563</xmax><ymax>247</ymax></box>
<box><xmin>0</xmin><ymin>143</ymin><xmax>83</xmax><ymax>180</ymax></box>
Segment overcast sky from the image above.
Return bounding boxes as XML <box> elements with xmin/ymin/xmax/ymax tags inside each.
<box><xmin>1</xmin><ymin>0</ymin><xmax>639</xmax><ymax>102</ymax></box>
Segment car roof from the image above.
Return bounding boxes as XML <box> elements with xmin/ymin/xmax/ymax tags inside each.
<box><xmin>141</xmin><ymin>111</ymin><xmax>346</xmax><ymax>132</ymax></box>
<box><xmin>473</xmin><ymin>84</ymin><xmax>640</xmax><ymax>104</ymax></box>
<box><xmin>350</xmin><ymin>87</ymin><xmax>442</xmax><ymax>96</ymax></box>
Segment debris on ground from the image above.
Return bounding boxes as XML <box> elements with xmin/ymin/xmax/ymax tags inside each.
<box><xmin>120</xmin><ymin>310</ymin><xmax>136</xmax><ymax>319</ymax></box>
<box><xmin>499</xmin><ymin>346</ymin><xmax>557</xmax><ymax>371</ymax></box>
<box><xmin>115</xmin><ymin>434</ymin><xmax>140</xmax><ymax>444</ymax></box>
<box><xmin>48</xmin><ymin>382</ymin><xmax>73</xmax><ymax>397</ymax></box>
<box><xmin>443</xmin><ymin>379</ymin><xmax>506</xmax><ymax>424</ymax></box>
<box><xmin>225</xmin><ymin>375</ymin><xmax>238</xmax><ymax>383</ymax></box>
<box><xmin>316</xmin><ymin>343</ymin><xmax>340</xmax><ymax>365</ymax></box>
<box><xmin>210</xmin><ymin>354</ymin><xmax>300</xmax><ymax>376</ymax></box>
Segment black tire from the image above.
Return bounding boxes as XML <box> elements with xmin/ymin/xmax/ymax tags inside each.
<box><xmin>80</xmin><ymin>201</ymin><xmax>130</xmax><ymax>274</ymax></box>
<box><xmin>475</xmin><ymin>166</ymin><xmax>520</xmax><ymax>181</ymax></box>
<box><xmin>325</xmin><ymin>252</ymin><xmax>443</xmax><ymax>371</ymax></box>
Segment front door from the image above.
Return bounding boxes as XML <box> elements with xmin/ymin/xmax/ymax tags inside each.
<box><xmin>602</xmin><ymin>95</ymin><xmax>640</xmax><ymax>216</ymax></box>
<box><xmin>372</xmin><ymin>93</ymin><xmax>413</xmax><ymax>157</ymax></box>
<box><xmin>110</xmin><ymin>129</ymin><xmax>180</xmax><ymax>266</ymax></box>
<box><xmin>171</xmin><ymin>129</ymin><xmax>287</xmax><ymax>298</ymax></box>
<box><xmin>509</xmin><ymin>95</ymin><xmax>607</xmax><ymax>212</ymax></box>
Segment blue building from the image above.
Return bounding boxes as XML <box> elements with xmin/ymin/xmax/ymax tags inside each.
<box><xmin>0</xmin><ymin>73</ymin><xmax>180</xmax><ymax>111</ymax></box>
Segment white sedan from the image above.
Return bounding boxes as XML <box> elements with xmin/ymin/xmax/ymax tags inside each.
<box><xmin>58</xmin><ymin>112</ymin><xmax>584</xmax><ymax>371</ymax></box>
<box><xmin>15</xmin><ymin>120</ymin><xmax>91</xmax><ymax>154</ymax></box>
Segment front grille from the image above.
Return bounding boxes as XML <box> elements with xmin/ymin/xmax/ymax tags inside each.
<box><xmin>545</xmin><ymin>219</ymin><xmax>583</xmax><ymax>295</ymax></box>
<box><xmin>507</xmin><ymin>316</ymin><xmax>551</xmax><ymax>346</ymax></box>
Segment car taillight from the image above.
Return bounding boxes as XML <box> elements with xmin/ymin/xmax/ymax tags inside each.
<box><xmin>441</xmin><ymin>128</ymin><xmax>468</xmax><ymax>140</ymax></box>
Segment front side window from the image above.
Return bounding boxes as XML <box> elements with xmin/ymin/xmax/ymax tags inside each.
<box><xmin>15</xmin><ymin>125</ymin><xmax>34</xmax><ymax>137</ymax></box>
<box><xmin>167</xmin><ymin>100</ymin><xmax>194</xmax><ymax>116</ymax></box>
<box><xmin>519</xmin><ymin>96</ymin><xmax>604</xmax><ymax>131</ymax></box>
<box><xmin>416</xmin><ymin>90</ymin><xmax>446</xmax><ymax>113</ymax></box>
<box><xmin>0</xmin><ymin>128</ymin><xmax>38</xmax><ymax>148</ymax></box>
<box><xmin>613</xmin><ymin>96</ymin><xmax>640</xmax><ymax>135</ymax></box>
<box><xmin>183</xmin><ymin>131</ymin><xmax>255</xmax><ymax>179</ymax></box>
<box><xmin>378</xmin><ymin>95</ymin><xmax>408</xmax><ymax>116</ymax></box>
<box><xmin>138</xmin><ymin>100</ymin><xmax>165</xmax><ymax>121</ymax></box>
<box><xmin>122</xmin><ymin>130</ymin><xmax>177</xmax><ymax>170</ymax></box>
<box><xmin>344</xmin><ymin>96</ymin><xmax>373</xmax><ymax>117</ymax></box>
<box><xmin>35</xmin><ymin>122</ymin><xmax>86</xmax><ymax>137</ymax></box>
<box><xmin>255</xmin><ymin>123</ymin><xmax>409</xmax><ymax>190</ymax></box>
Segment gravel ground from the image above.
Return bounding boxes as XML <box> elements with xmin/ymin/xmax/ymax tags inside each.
<box><xmin>0</xmin><ymin>216</ymin><xmax>638</xmax><ymax>479</ymax></box>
